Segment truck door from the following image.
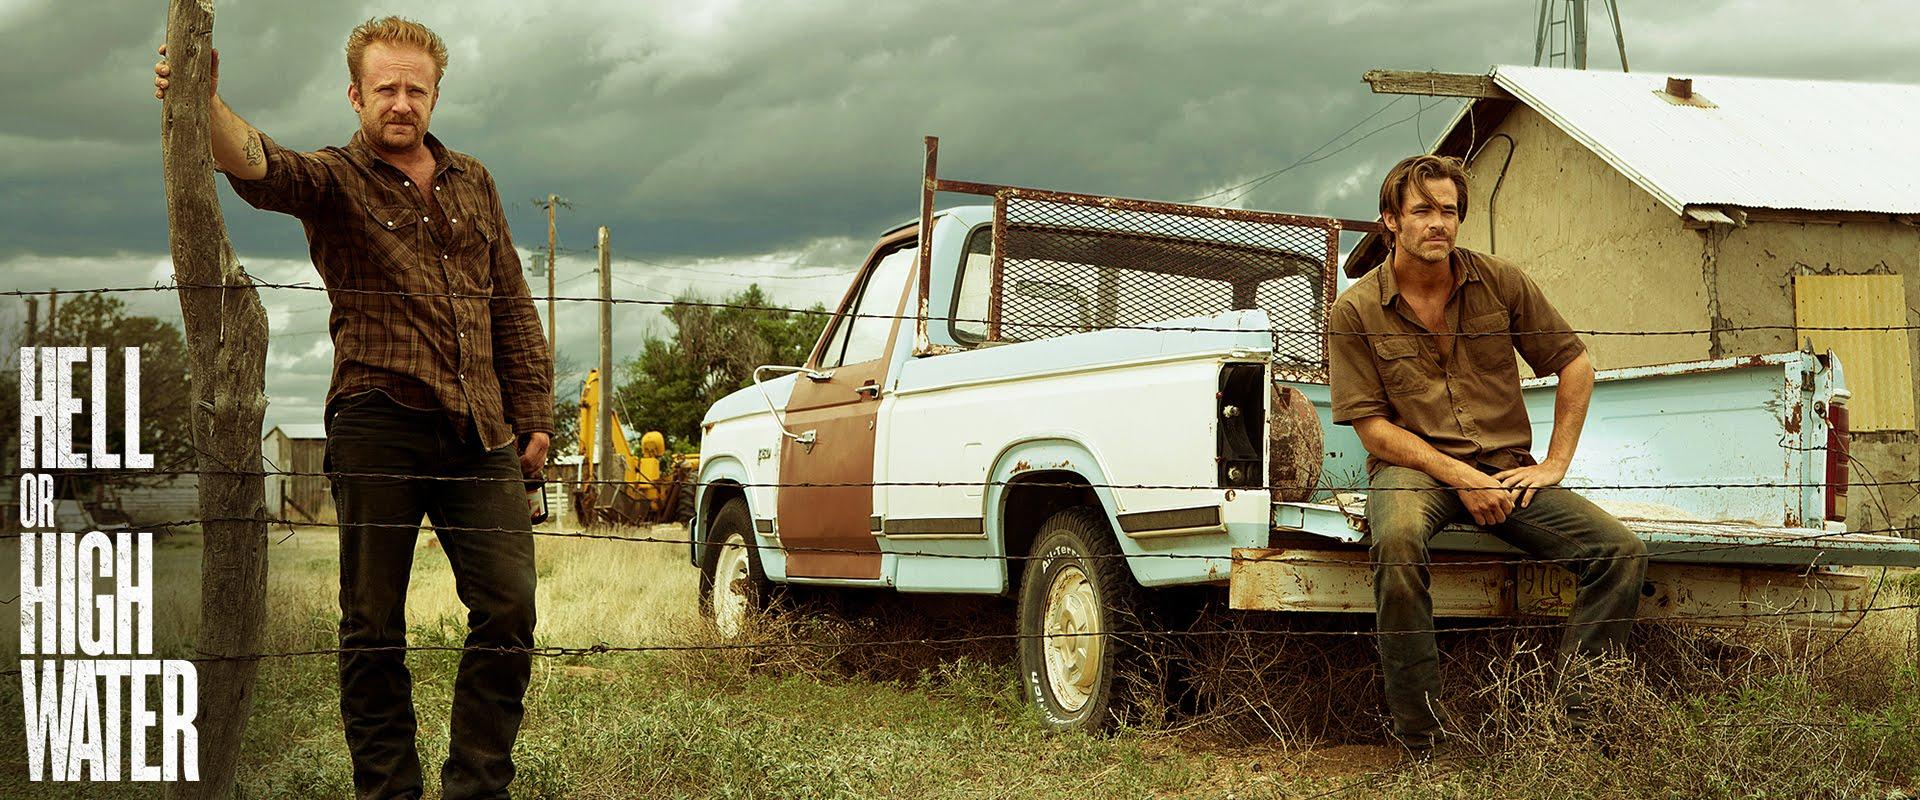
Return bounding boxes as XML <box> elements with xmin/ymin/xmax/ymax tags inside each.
<box><xmin>777</xmin><ymin>229</ymin><xmax>919</xmax><ymax>579</ymax></box>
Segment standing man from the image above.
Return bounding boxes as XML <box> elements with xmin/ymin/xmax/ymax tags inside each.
<box><xmin>1327</xmin><ymin>155</ymin><xmax>1646</xmax><ymax>756</ymax></box>
<box><xmin>155</xmin><ymin>17</ymin><xmax>552</xmax><ymax>799</ymax></box>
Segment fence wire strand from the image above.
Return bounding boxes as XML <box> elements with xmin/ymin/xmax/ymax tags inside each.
<box><xmin>9</xmin><ymin>514</ymin><xmax>1916</xmax><ymax>571</ymax></box>
<box><xmin>5</xmin><ymin>283</ymin><xmax>1918</xmax><ymax>337</ymax></box>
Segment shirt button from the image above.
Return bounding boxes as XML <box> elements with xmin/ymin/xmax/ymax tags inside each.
<box><xmin>451</xmin><ymin>217</ymin><xmax>459</xmax><ymax>224</ymax></box>
<box><xmin>458</xmin><ymin>373</ymin><xmax>466</xmax><ymax>381</ymax></box>
<box><xmin>435</xmin><ymin>185</ymin><xmax>442</xmax><ymax>192</ymax></box>
<box><xmin>443</xmin><ymin>254</ymin><xmax>449</xmax><ymax>260</ymax></box>
<box><xmin>422</xmin><ymin>216</ymin><xmax>430</xmax><ymax>222</ymax></box>
<box><xmin>403</xmin><ymin>180</ymin><xmax>411</xmax><ymax>187</ymax></box>
<box><xmin>386</xmin><ymin>220</ymin><xmax>394</xmax><ymax>227</ymax></box>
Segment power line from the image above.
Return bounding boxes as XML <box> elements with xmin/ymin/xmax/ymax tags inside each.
<box><xmin>1188</xmin><ymin>96</ymin><xmax>1408</xmax><ymax>203</ymax></box>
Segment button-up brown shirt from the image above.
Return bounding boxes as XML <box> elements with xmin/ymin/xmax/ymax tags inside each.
<box><xmin>227</xmin><ymin>131</ymin><xmax>552</xmax><ymax>451</ymax></box>
<box><xmin>1328</xmin><ymin>248</ymin><xmax>1585</xmax><ymax>475</ymax></box>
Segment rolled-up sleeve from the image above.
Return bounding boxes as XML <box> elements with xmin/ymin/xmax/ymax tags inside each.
<box><xmin>479</xmin><ymin>168</ymin><xmax>554</xmax><ymax>436</ymax></box>
<box><xmin>1504</xmin><ymin>268</ymin><xmax>1587</xmax><ymax>376</ymax></box>
<box><xmin>223</xmin><ymin>133</ymin><xmax>341</xmax><ymax>218</ymax></box>
<box><xmin>1329</xmin><ymin>301</ymin><xmax>1391</xmax><ymax>425</ymax></box>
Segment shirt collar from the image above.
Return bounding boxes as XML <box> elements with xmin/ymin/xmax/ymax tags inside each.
<box><xmin>345</xmin><ymin>130</ymin><xmax>464</xmax><ymax>176</ymax></box>
<box><xmin>1378</xmin><ymin>248</ymin><xmax>1481</xmax><ymax>306</ymax></box>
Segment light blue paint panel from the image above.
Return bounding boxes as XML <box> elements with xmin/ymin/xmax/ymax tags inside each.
<box><xmin>1285</xmin><ymin>352</ymin><xmax>1837</xmax><ymax>527</ymax></box>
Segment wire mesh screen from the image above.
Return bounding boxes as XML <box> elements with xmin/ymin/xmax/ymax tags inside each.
<box><xmin>989</xmin><ymin>191</ymin><xmax>1340</xmax><ymax>382</ymax></box>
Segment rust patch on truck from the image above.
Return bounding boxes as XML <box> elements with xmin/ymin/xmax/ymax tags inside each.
<box><xmin>1780</xmin><ymin>383</ymin><xmax>1808</xmax><ymax>436</ymax></box>
<box><xmin>1011</xmin><ymin>460</ymin><xmax>1032</xmax><ymax>472</ymax></box>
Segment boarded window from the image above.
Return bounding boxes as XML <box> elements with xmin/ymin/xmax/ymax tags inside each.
<box><xmin>1794</xmin><ymin>274</ymin><xmax>1915</xmax><ymax>431</ymax></box>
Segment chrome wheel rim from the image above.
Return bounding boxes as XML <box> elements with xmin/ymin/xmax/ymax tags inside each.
<box><xmin>1041</xmin><ymin>564</ymin><xmax>1102</xmax><ymax>713</ymax></box>
<box><xmin>713</xmin><ymin>533</ymin><xmax>752</xmax><ymax>638</ymax></box>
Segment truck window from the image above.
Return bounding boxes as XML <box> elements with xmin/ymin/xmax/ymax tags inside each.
<box><xmin>819</xmin><ymin>244</ymin><xmax>918</xmax><ymax>368</ymax></box>
<box><xmin>950</xmin><ymin>226</ymin><xmax>992</xmax><ymax>344</ymax></box>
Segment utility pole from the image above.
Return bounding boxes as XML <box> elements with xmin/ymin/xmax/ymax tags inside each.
<box><xmin>534</xmin><ymin>195</ymin><xmax>571</xmax><ymax>362</ymax></box>
<box><xmin>25</xmin><ymin>298</ymin><xmax>37</xmax><ymax>347</ymax></box>
<box><xmin>597</xmin><ymin>226</ymin><xmax>615</xmax><ymax>503</ymax></box>
<box><xmin>547</xmin><ymin>196</ymin><xmax>557</xmax><ymax>361</ymax></box>
<box><xmin>46</xmin><ymin>289</ymin><xmax>57</xmax><ymax>344</ymax></box>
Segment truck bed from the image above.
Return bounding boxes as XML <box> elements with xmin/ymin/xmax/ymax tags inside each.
<box><xmin>1270</xmin><ymin>500</ymin><xmax>1920</xmax><ymax>568</ymax></box>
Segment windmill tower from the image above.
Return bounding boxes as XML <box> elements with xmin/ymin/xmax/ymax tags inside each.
<box><xmin>1535</xmin><ymin>0</ymin><xmax>1630</xmax><ymax>71</ymax></box>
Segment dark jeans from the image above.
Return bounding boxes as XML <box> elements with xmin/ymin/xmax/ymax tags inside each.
<box><xmin>326</xmin><ymin>392</ymin><xmax>537</xmax><ymax>800</ymax></box>
<box><xmin>1366</xmin><ymin>465</ymin><xmax>1646</xmax><ymax>749</ymax></box>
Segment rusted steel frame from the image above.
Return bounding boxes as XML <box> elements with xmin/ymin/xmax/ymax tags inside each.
<box><xmin>988</xmin><ymin>191</ymin><xmax>1007</xmax><ymax>341</ymax></box>
<box><xmin>934</xmin><ymin>177</ymin><xmax>1384</xmax><ymax>234</ymax></box>
<box><xmin>1320</xmin><ymin>225</ymin><xmax>1341</xmax><ymax>376</ymax></box>
<box><xmin>916</xmin><ymin>136</ymin><xmax>938</xmax><ymax>354</ymax></box>
<box><xmin>1001</xmin><ymin>221</ymin><xmax>1328</xmax><ymax>269</ymax></box>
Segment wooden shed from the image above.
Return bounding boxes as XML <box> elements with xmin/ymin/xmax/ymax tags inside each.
<box><xmin>262</xmin><ymin>423</ymin><xmax>333</xmax><ymax>524</ymax></box>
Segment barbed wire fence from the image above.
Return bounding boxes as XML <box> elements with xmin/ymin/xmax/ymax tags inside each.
<box><xmin>7</xmin><ymin>246</ymin><xmax>1917</xmax><ymax>794</ymax></box>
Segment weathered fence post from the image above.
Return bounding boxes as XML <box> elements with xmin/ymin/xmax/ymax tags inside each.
<box><xmin>161</xmin><ymin>1</ymin><xmax>270</xmax><ymax>796</ymax></box>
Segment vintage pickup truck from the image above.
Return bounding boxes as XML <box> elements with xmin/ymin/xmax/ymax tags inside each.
<box><xmin>690</xmin><ymin>144</ymin><xmax>1920</xmax><ymax>732</ymax></box>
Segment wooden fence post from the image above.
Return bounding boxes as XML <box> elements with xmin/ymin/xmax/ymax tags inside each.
<box><xmin>162</xmin><ymin>1</ymin><xmax>270</xmax><ymax>796</ymax></box>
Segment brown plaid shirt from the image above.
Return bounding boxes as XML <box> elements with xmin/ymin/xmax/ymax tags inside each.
<box><xmin>227</xmin><ymin>131</ymin><xmax>553</xmax><ymax>450</ymax></box>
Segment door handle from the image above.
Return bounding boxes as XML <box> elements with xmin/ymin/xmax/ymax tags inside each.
<box><xmin>855</xmin><ymin>382</ymin><xmax>880</xmax><ymax>398</ymax></box>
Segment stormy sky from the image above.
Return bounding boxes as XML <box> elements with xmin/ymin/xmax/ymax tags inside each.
<box><xmin>3</xmin><ymin>0</ymin><xmax>1916</xmax><ymax>434</ymax></box>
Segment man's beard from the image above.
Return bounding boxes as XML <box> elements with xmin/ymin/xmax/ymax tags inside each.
<box><xmin>1398</xmin><ymin>230</ymin><xmax>1452</xmax><ymax>263</ymax></box>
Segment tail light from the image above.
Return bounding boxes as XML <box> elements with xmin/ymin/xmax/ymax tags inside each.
<box><xmin>1824</xmin><ymin>392</ymin><xmax>1850</xmax><ymax>523</ymax></box>
<box><xmin>1217</xmin><ymin>363</ymin><xmax>1263</xmax><ymax>489</ymax></box>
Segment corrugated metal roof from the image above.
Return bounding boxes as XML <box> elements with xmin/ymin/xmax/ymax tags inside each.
<box><xmin>265</xmin><ymin>423</ymin><xmax>327</xmax><ymax>441</ymax></box>
<box><xmin>1490</xmin><ymin>65</ymin><xmax>1920</xmax><ymax>214</ymax></box>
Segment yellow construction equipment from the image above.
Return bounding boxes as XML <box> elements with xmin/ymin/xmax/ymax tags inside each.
<box><xmin>574</xmin><ymin>369</ymin><xmax>700</xmax><ymax>526</ymax></box>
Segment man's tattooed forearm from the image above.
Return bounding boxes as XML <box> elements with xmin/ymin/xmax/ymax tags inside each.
<box><xmin>244</xmin><ymin>133</ymin><xmax>262</xmax><ymax>166</ymax></box>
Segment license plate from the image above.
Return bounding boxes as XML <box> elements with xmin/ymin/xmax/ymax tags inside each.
<box><xmin>1515</xmin><ymin>563</ymin><xmax>1577</xmax><ymax>616</ymax></box>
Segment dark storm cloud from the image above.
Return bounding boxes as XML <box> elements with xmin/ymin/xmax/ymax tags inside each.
<box><xmin>3</xmin><ymin>0</ymin><xmax>1916</xmax><ymax>430</ymax></box>
<box><xmin>7</xmin><ymin>0</ymin><xmax>1916</xmax><ymax>263</ymax></box>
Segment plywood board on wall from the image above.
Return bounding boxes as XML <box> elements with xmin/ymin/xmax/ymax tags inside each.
<box><xmin>1794</xmin><ymin>274</ymin><xmax>1915</xmax><ymax>431</ymax></box>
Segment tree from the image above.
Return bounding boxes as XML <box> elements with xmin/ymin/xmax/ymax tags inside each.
<box><xmin>3</xmin><ymin>292</ymin><xmax>195</xmax><ymax>488</ymax></box>
<box><xmin>613</xmin><ymin>285</ymin><xmax>824</xmax><ymax>448</ymax></box>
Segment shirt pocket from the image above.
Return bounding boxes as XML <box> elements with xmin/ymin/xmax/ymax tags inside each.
<box><xmin>1371</xmin><ymin>336</ymin><xmax>1427</xmax><ymax>396</ymax></box>
<box><xmin>453</xmin><ymin>215</ymin><xmax>496</xmax><ymax>297</ymax></box>
<box><xmin>363</xmin><ymin>203</ymin><xmax>423</xmax><ymax>275</ymax></box>
<box><xmin>1463</xmin><ymin>309</ymin><xmax>1518</xmax><ymax>374</ymax></box>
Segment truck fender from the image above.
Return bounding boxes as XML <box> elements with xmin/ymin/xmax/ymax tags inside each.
<box><xmin>691</xmin><ymin>456</ymin><xmax>753</xmax><ymax>569</ymax></box>
<box><xmin>984</xmin><ymin>436</ymin><xmax>1139</xmax><ymax>590</ymax></box>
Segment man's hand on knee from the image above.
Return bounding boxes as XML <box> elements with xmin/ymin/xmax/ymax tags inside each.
<box><xmin>1454</xmin><ymin>470</ymin><xmax>1516</xmax><ymax>526</ymax></box>
<box><xmin>1493</xmin><ymin>460</ymin><xmax>1568</xmax><ymax>509</ymax></box>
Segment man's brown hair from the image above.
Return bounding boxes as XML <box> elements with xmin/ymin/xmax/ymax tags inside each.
<box><xmin>346</xmin><ymin>16</ymin><xmax>449</xmax><ymax>88</ymax></box>
<box><xmin>1378</xmin><ymin>154</ymin><xmax>1470</xmax><ymax>221</ymax></box>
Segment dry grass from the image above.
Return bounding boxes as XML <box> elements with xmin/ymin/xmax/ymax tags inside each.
<box><xmin>7</xmin><ymin>527</ymin><xmax>1920</xmax><ymax>798</ymax></box>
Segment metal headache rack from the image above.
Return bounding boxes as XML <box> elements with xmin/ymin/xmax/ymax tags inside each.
<box><xmin>915</xmin><ymin>135</ymin><xmax>1384</xmax><ymax>383</ymax></box>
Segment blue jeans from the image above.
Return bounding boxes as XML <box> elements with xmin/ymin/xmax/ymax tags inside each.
<box><xmin>326</xmin><ymin>391</ymin><xmax>537</xmax><ymax>800</ymax></box>
<box><xmin>1366</xmin><ymin>464</ymin><xmax>1646</xmax><ymax>749</ymax></box>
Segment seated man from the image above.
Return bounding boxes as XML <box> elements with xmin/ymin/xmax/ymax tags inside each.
<box><xmin>1327</xmin><ymin>154</ymin><xmax>1647</xmax><ymax>755</ymax></box>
